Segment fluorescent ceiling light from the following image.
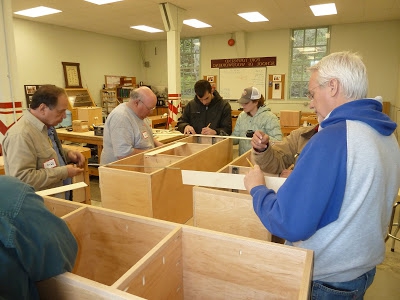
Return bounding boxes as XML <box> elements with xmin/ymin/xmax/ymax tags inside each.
<box><xmin>14</xmin><ymin>6</ymin><xmax>61</xmax><ymax>18</ymax></box>
<box><xmin>84</xmin><ymin>0</ymin><xmax>123</xmax><ymax>5</ymax></box>
<box><xmin>310</xmin><ymin>3</ymin><xmax>337</xmax><ymax>16</ymax></box>
<box><xmin>238</xmin><ymin>12</ymin><xmax>268</xmax><ymax>22</ymax></box>
<box><xmin>183</xmin><ymin>19</ymin><xmax>211</xmax><ymax>28</ymax></box>
<box><xmin>130</xmin><ymin>25</ymin><xmax>163</xmax><ymax>33</ymax></box>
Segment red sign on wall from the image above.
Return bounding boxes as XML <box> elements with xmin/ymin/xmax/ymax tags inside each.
<box><xmin>211</xmin><ymin>57</ymin><xmax>276</xmax><ymax>69</ymax></box>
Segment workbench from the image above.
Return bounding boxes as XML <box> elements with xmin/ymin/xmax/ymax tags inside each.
<box><xmin>56</xmin><ymin>129</ymin><xmax>103</xmax><ymax>176</ymax></box>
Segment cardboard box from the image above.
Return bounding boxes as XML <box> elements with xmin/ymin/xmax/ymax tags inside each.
<box><xmin>72</xmin><ymin>120</ymin><xmax>89</xmax><ymax>132</ymax></box>
<box><xmin>77</xmin><ymin>107</ymin><xmax>102</xmax><ymax>126</ymax></box>
<box><xmin>38</xmin><ymin>196</ymin><xmax>313</xmax><ymax>299</ymax></box>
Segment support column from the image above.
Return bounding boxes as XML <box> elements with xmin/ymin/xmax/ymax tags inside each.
<box><xmin>159</xmin><ymin>2</ymin><xmax>185</xmax><ymax>126</ymax></box>
<box><xmin>0</xmin><ymin>0</ymin><xmax>23</xmax><ymax>143</ymax></box>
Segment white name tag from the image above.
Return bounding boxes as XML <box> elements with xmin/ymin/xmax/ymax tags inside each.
<box><xmin>43</xmin><ymin>158</ymin><xmax>57</xmax><ymax>169</ymax></box>
<box><xmin>142</xmin><ymin>131</ymin><xmax>149</xmax><ymax>139</ymax></box>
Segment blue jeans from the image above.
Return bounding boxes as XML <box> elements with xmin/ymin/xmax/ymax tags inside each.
<box><xmin>311</xmin><ymin>267</ymin><xmax>376</xmax><ymax>299</ymax></box>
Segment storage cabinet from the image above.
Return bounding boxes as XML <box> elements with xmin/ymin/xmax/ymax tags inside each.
<box><xmin>101</xmin><ymin>88</ymin><xmax>119</xmax><ymax>116</ymax></box>
<box><xmin>117</xmin><ymin>86</ymin><xmax>134</xmax><ymax>103</ymax></box>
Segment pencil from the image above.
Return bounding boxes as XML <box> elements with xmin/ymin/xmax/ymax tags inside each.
<box><xmin>288</xmin><ymin>164</ymin><xmax>294</xmax><ymax>170</ymax></box>
<box><xmin>246</xmin><ymin>158</ymin><xmax>254</xmax><ymax>168</ymax></box>
<box><xmin>207</xmin><ymin>123</ymin><xmax>211</xmax><ymax>128</ymax></box>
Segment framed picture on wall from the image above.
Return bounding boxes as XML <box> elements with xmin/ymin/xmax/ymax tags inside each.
<box><xmin>24</xmin><ymin>84</ymin><xmax>41</xmax><ymax>107</ymax></box>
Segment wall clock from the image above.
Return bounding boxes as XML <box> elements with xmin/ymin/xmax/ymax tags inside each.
<box><xmin>62</xmin><ymin>62</ymin><xmax>83</xmax><ymax>88</ymax></box>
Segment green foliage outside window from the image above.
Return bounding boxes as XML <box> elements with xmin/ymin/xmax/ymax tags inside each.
<box><xmin>180</xmin><ymin>38</ymin><xmax>200</xmax><ymax>99</ymax></box>
<box><xmin>289</xmin><ymin>27</ymin><xmax>330</xmax><ymax>99</ymax></box>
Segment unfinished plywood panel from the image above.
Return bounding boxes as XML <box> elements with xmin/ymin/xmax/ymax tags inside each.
<box><xmin>114</xmin><ymin>226</ymin><xmax>312</xmax><ymax>300</ymax></box>
<box><xmin>63</xmin><ymin>206</ymin><xmax>177</xmax><ymax>286</ymax></box>
<box><xmin>43</xmin><ymin>195</ymin><xmax>85</xmax><ymax>218</ymax></box>
<box><xmin>193</xmin><ymin>186</ymin><xmax>271</xmax><ymax>241</ymax></box>
<box><xmin>100</xmin><ymin>136</ymin><xmax>233</xmax><ymax>223</ymax></box>
<box><xmin>192</xmin><ymin>150</ymin><xmax>284</xmax><ymax>241</ymax></box>
<box><xmin>38</xmin><ymin>202</ymin><xmax>313</xmax><ymax>299</ymax></box>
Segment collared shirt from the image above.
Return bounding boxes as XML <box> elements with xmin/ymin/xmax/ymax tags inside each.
<box><xmin>2</xmin><ymin>110</ymin><xmax>70</xmax><ymax>198</ymax></box>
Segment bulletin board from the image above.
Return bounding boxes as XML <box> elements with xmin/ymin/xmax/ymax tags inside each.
<box><xmin>219</xmin><ymin>67</ymin><xmax>266</xmax><ymax>100</ymax></box>
<box><xmin>268</xmin><ymin>74</ymin><xmax>285</xmax><ymax>100</ymax></box>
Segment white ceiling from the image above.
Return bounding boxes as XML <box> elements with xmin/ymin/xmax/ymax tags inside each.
<box><xmin>11</xmin><ymin>0</ymin><xmax>400</xmax><ymax>41</ymax></box>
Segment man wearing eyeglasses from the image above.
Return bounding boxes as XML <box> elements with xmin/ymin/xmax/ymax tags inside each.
<box><xmin>101</xmin><ymin>86</ymin><xmax>163</xmax><ymax>164</ymax></box>
<box><xmin>244</xmin><ymin>52</ymin><xmax>400</xmax><ymax>298</ymax></box>
<box><xmin>2</xmin><ymin>85</ymin><xmax>85</xmax><ymax>200</ymax></box>
<box><xmin>177</xmin><ymin>80</ymin><xmax>232</xmax><ymax>135</ymax></box>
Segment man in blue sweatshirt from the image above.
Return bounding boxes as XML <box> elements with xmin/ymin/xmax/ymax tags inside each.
<box><xmin>244</xmin><ymin>51</ymin><xmax>400</xmax><ymax>299</ymax></box>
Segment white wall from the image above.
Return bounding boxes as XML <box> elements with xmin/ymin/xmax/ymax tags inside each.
<box><xmin>13</xmin><ymin>18</ymin><xmax>143</xmax><ymax>106</ymax></box>
<box><xmin>13</xmin><ymin>19</ymin><xmax>400</xmax><ymax>118</ymax></box>
<box><xmin>142</xmin><ymin>20</ymin><xmax>400</xmax><ymax>117</ymax></box>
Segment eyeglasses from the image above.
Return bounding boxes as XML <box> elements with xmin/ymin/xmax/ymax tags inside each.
<box><xmin>139</xmin><ymin>100</ymin><xmax>156</xmax><ymax>111</ymax></box>
<box><xmin>306</xmin><ymin>85</ymin><xmax>321</xmax><ymax>100</ymax></box>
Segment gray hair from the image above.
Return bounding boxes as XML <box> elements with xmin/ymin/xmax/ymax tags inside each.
<box><xmin>309</xmin><ymin>51</ymin><xmax>368</xmax><ymax>100</ymax></box>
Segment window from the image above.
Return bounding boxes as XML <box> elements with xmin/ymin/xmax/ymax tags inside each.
<box><xmin>180</xmin><ymin>38</ymin><xmax>200</xmax><ymax>99</ymax></box>
<box><xmin>289</xmin><ymin>27</ymin><xmax>330</xmax><ymax>99</ymax></box>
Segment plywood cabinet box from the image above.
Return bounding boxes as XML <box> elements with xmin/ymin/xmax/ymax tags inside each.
<box><xmin>38</xmin><ymin>196</ymin><xmax>313</xmax><ymax>299</ymax></box>
<box><xmin>99</xmin><ymin>136</ymin><xmax>233</xmax><ymax>224</ymax></box>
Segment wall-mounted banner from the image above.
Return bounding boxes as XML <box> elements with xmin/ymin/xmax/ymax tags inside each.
<box><xmin>211</xmin><ymin>57</ymin><xmax>276</xmax><ymax>69</ymax></box>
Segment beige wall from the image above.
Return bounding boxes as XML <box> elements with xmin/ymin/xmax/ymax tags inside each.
<box><xmin>13</xmin><ymin>18</ymin><xmax>143</xmax><ymax>107</ymax></box>
<box><xmin>13</xmin><ymin>19</ymin><xmax>400</xmax><ymax>120</ymax></box>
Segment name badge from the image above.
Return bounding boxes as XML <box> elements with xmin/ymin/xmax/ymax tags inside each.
<box><xmin>142</xmin><ymin>131</ymin><xmax>149</xmax><ymax>139</ymax></box>
<box><xmin>44</xmin><ymin>158</ymin><xmax>57</xmax><ymax>169</ymax></box>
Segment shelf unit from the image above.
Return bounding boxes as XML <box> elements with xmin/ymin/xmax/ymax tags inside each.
<box><xmin>116</xmin><ymin>86</ymin><xmax>133</xmax><ymax>103</ymax></box>
<box><xmin>101</xmin><ymin>88</ymin><xmax>119</xmax><ymax>116</ymax></box>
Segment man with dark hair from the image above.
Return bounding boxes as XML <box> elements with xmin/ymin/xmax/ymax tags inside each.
<box><xmin>177</xmin><ymin>79</ymin><xmax>232</xmax><ymax>135</ymax></box>
<box><xmin>2</xmin><ymin>85</ymin><xmax>84</xmax><ymax>200</ymax></box>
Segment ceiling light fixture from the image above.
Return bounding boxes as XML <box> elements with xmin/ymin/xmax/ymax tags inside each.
<box><xmin>310</xmin><ymin>3</ymin><xmax>337</xmax><ymax>16</ymax></box>
<box><xmin>130</xmin><ymin>25</ymin><xmax>163</xmax><ymax>33</ymax></box>
<box><xmin>238</xmin><ymin>12</ymin><xmax>268</xmax><ymax>22</ymax></box>
<box><xmin>183</xmin><ymin>19</ymin><xmax>211</xmax><ymax>28</ymax></box>
<box><xmin>14</xmin><ymin>6</ymin><xmax>62</xmax><ymax>18</ymax></box>
<box><xmin>84</xmin><ymin>0</ymin><xmax>123</xmax><ymax>5</ymax></box>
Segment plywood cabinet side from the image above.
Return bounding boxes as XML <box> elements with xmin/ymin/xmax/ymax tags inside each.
<box><xmin>193</xmin><ymin>186</ymin><xmax>271</xmax><ymax>241</ymax></box>
<box><xmin>100</xmin><ymin>167</ymin><xmax>153</xmax><ymax>217</ymax></box>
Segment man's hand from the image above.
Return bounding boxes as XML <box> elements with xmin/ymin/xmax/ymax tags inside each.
<box><xmin>184</xmin><ymin>125</ymin><xmax>196</xmax><ymax>135</ymax></box>
<box><xmin>66</xmin><ymin>164</ymin><xmax>84</xmax><ymax>178</ymax></box>
<box><xmin>67</xmin><ymin>151</ymin><xmax>85</xmax><ymax>168</ymax></box>
<box><xmin>251</xmin><ymin>130</ymin><xmax>269</xmax><ymax>152</ymax></box>
<box><xmin>279</xmin><ymin>169</ymin><xmax>293</xmax><ymax>178</ymax></box>
<box><xmin>201</xmin><ymin>126</ymin><xmax>216</xmax><ymax>135</ymax></box>
<box><xmin>244</xmin><ymin>165</ymin><xmax>266</xmax><ymax>192</ymax></box>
